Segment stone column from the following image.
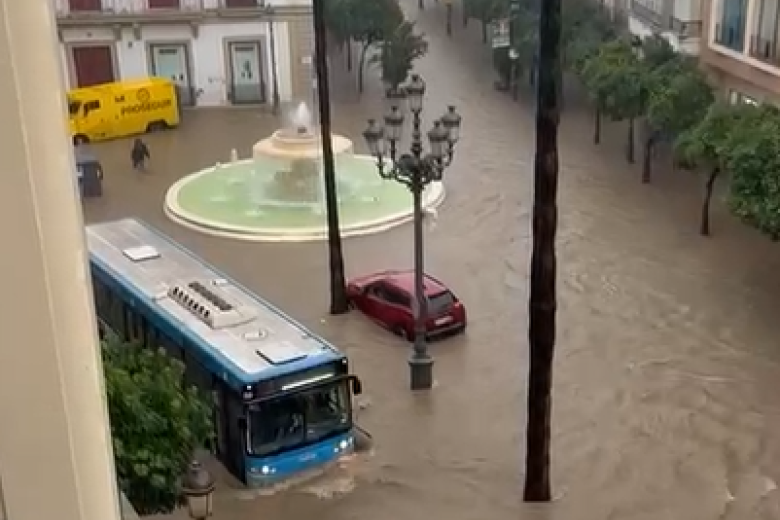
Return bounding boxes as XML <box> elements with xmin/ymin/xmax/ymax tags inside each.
<box><xmin>0</xmin><ymin>3</ymin><xmax>122</xmax><ymax>520</ymax></box>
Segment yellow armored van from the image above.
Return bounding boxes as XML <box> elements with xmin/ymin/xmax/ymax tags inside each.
<box><xmin>68</xmin><ymin>78</ymin><xmax>180</xmax><ymax>144</ymax></box>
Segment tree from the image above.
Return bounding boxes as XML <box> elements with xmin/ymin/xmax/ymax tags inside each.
<box><xmin>642</xmin><ymin>57</ymin><xmax>713</xmax><ymax>183</ymax></box>
<box><xmin>324</xmin><ymin>0</ymin><xmax>355</xmax><ymax>71</ymax></box>
<box><xmin>725</xmin><ymin>105</ymin><xmax>780</xmax><ymax>238</ymax></box>
<box><xmin>640</xmin><ymin>34</ymin><xmax>677</xmax><ymax>69</ymax></box>
<box><xmin>581</xmin><ymin>39</ymin><xmax>644</xmax><ymax>161</ymax></box>
<box><xmin>674</xmin><ymin>102</ymin><xmax>756</xmax><ymax>236</ymax></box>
<box><xmin>524</xmin><ymin>0</ymin><xmax>561</xmax><ymax>503</ymax></box>
<box><xmin>104</xmin><ymin>337</ymin><xmax>212</xmax><ymax>515</ymax></box>
<box><xmin>373</xmin><ymin>22</ymin><xmax>429</xmax><ymax>91</ymax></box>
<box><xmin>465</xmin><ymin>0</ymin><xmax>505</xmax><ymax>44</ymax></box>
<box><xmin>349</xmin><ymin>0</ymin><xmax>404</xmax><ymax>93</ymax></box>
<box><xmin>314</xmin><ymin>0</ymin><xmax>350</xmax><ymax>314</ymax></box>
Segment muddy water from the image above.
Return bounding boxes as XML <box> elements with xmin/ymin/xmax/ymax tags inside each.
<box><xmin>87</xmin><ymin>2</ymin><xmax>780</xmax><ymax>519</ymax></box>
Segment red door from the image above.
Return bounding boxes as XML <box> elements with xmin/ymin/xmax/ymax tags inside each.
<box><xmin>72</xmin><ymin>46</ymin><xmax>114</xmax><ymax>87</ymax></box>
<box><xmin>224</xmin><ymin>0</ymin><xmax>256</xmax><ymax>6</ymax></box>
<box><xmin>148</xmin><ymin>0</ymin><xmax>180</xmax><ymax>8</ymax></box>
<box><xmin>68</xmin><ymin>0</ymin><xmax>102</xmax><ymax>11</ymax></box>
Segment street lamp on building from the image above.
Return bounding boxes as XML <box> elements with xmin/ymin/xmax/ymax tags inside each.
<box><xmin>181</xmin><ymin>460</ymin><xmax>215</xmax><ymax>520</ymax></box>
<box><xmin>362</xmin><ymin>74</ymin><xmax>462</xmax><ymax>391</ymax></box>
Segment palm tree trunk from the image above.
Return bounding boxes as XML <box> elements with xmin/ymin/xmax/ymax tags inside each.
<box><xmin>446</xmin><ymin>4</ymin><xmax>453</xmax><ymax>36</ymax></box>
<box><xmin>626</xmin><ymin>118</ymin><xmax>635</xmax><ymax>163</ymax></box>
<box><xmin>345</xmin><ymin>39</ymin><xmax>353</xmax><ymax>71</ymax></box>
<box><xmin>481</xmin><ymin>19</ymin><xmax>488</xmax><ymax>43</ymax></box>
<box><xmin>462</xmin><ymin>0</ymin><xmax>469</xmax><ymax>26</ymax></box>
<box><xmin>523</xmin><ymin>0</ymin><xmax>560</xmax><ymax>504</ymax></box>
<box><xmin>593</xmin><ymin>108</ymin><xmax>601</xmax><ymax>145</ymax></box>
<box><xmin>313</xmin><ymin>0</ymin><xmax>349</xmax><ymax>315</ymax></box>
<box><xmin>700</xmin><ymin>167</ymin><xmax>719</xmax><ymax>236</ymax></box>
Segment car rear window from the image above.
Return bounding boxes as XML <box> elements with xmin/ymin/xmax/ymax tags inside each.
<box><xmin>428</xmin><ymin>291</ymin><xmax>455</xmax><ymax>314</ymax></box>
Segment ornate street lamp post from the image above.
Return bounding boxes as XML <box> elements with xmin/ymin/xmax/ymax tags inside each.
<box><xmin>181</xmin><ymin>460</ymin><xmax>215</xmax><ymax>520</ymax></box>
<box><xmin>362</xmin><ymin>75</ymin><xmax>462</xmax><ymax>391</ymax></box>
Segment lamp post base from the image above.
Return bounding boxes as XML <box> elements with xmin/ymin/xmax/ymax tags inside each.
<box><xmin>408</xmin><ymin>353</ymin><xmax>434</xmax><ymax>390</ymax></box>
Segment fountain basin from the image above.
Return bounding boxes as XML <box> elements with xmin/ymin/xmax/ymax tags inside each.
<box><xmin>164</xmin><ymin>155</ymin><xmax>445</xmax><ymax>242</ymax></box>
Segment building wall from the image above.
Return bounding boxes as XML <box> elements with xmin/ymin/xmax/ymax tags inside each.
<box><xmin>700</xmin><ymin>0</ymin><xmax>780</xmax><ymax>104</ymax></box>
<box><xmin>59</xmin><ymin>21</ymin><xmax>296</xmax><ymax>106</ymax></box>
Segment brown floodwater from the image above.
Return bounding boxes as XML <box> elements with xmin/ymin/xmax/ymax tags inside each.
<box><xmin>86</xmin><ymin>3</ymin><xmax>780</xmax><ymax>518</ymax></box>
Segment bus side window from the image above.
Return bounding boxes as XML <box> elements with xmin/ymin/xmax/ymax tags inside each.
<box><xmin>157</xmin><ymin>331</ymin><xmax>183</xmax><ymax>360</ymax></box>
<box><xmin>92</xmin><ymin>277</ymin><xmax>111</xmax><ymax>323</ymax></box>
<box><xmin>183</xmin><ymin>348</ymin><xmax>213</xmax><ymax>394</ymax></box>
<box><xmin>124</xmin><ymin>305</ymin><xmax>145</xmax><ymax>345</ymax></box>
<box><xmin>107</xmin><ymin>289</ymin><xmax>126</xmax><ymax>338</ymax></box>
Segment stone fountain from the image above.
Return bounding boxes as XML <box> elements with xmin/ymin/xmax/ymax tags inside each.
<box><xmin>163</xmin><ymin>102</ymin><xmax>446</xmax><ymax>242</ymax></box>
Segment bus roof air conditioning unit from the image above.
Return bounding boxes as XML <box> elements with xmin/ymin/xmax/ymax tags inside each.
<box><xmin>168</xmin><ymin>280</ymin><xmax>256</xmax><ymax>329</ymax></box>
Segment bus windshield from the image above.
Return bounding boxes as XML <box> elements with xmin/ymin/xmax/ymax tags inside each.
<box><xmin>247</xmin><ymin>380</ymin><xmax>351</xmax><ymax>457</ymax></box>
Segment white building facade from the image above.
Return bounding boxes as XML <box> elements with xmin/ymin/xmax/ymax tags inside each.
<box><xmin>53</xmin><ymin>0</ymin><xmax>314</xmax><ymax>107</ymax></box>
<box><xmin>627</xmin><ymin>0</ymin><xmax>703</xmax><ymax>54</ymax></box>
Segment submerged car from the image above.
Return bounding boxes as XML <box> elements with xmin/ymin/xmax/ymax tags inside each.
<box><xmin>347</xmin><ymin>270</ymin><xmax>467</xmax><ymax>340</ymax></box>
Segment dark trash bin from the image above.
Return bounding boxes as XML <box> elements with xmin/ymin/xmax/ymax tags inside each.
<box><xmin>74</xmin><ymin>145</ymin><xmax>103</xmax><ymax>198</ymax></box>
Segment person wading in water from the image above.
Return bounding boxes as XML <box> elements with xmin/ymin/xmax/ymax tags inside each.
<box><xmin>131</xmin><ymin>138</ymin><xmax>150</xmax><ymax>172</ymax></box>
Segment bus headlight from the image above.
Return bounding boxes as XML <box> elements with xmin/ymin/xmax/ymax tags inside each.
<box><xmin>261</xmin><ymin>465</ymin><xmax>270</xmax><ymax>475</ymax></box>
<box><xmin>339</xmin><ymin>440</ymin><xmax>349</xmax><ymax>450</ymax></box>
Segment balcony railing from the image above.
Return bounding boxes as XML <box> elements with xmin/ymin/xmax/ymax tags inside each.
<box><xmin>714</xmin><ymin>23</ymin><xmax>746</xmax><ymax>52</ymax></box>
<box><xmin>749</xmin><ymin>35</ymin><xmax>780</xmax><ymax>66</ymax></box>
<box><xmin>55</xmin><ymin>0</ymin><xmax>267</xmax><ymax>17</ymax></box>
<box><xmin>670</xmin><ymin>17</ymin><xmax>702</xmax><ymax>39</ymax></box>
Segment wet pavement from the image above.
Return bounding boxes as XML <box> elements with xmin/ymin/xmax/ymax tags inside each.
<box><xmin>86</xmin><ymin>2</ymin><xmax>780</xmax><ymax>519</ymax></box>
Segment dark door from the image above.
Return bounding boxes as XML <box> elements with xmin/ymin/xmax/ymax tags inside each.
<box><xmin>228</xmin><ymin>41</ymin><xmax>265</xmax><ymax>104</ymax></box>
<box><xmin>72</xmin><ymin>46</ymin><xmax>114</xmax><ymax>87</ymax></box>
<box><xmin>224</xmin><ymin>0</ymin><xmax>256</xmax><ymax>6</ymax></box>
<box><xmin>68</xmin><ymin>0</ymin><xmax>102</xmax><ymax>11</ymax></box>
<box><xmin>148</xmin><ymin>0</ymin><xmax>180</xmax><ymax>8</ymax></box>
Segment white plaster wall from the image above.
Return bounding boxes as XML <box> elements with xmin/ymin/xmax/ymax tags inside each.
<box><xmin>57</xmin><ymin>21</ymin><xmax>292</xmax><ymax>106</ymax></box>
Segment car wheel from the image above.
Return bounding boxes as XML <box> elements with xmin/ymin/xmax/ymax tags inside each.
<box><xmin>73</xmin><ymin>134</ymin><xmax>89</xmax><ymax>145</ymax></box>
<box><xmin>146</xmin><ymin>121</ymin><xmax>167</xmax><ymax>133</ymax></box>
<box><xmin>392</xmin><ymin>325</ymin><xmax>409</xmax><ymax>341</ymax></box>
<box><xmin>347</xmin><ymin>299</ymin><xmax>355</xmax><ymax>310</ymax></box>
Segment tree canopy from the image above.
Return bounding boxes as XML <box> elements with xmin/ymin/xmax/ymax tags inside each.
<box><xmin>104</xmin><ymin>336</ymin><xmax>213</xmax><ymax>515</ymax></box>
<box><xmin>581</xmin><ymin>39</ymin><xmax>644</xmax><ymax>122</ymax></box>
<box><xmin>373</xmin><ymin>21</ymin><xmax>429</xmax><ymax>90</ymax></box>
<box><xmin>724</xmin><ymin>105</ymin><xmax>780</xmax><ymax>238</ymax></box>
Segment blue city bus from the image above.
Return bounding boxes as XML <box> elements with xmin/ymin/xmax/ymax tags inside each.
<box><xmin>85</xmin><ymin>218</ymin><xmax>363</xmax><ymax>487</ymax></box>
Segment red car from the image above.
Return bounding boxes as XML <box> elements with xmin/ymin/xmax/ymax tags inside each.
<box><xmin>347</xmin><ymin>270</ymin><xmax>467</xmax><ymax>340</ymax></box>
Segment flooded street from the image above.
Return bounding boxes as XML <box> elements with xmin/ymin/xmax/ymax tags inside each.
<box><xmin>86</xmin><ymin>2</ymin><xmax>780</xmax><ymax>518</ymax></box>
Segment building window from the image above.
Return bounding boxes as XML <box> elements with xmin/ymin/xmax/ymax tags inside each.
<box><xmin>716</xmin><ymin>0</ymin><xmax>748</xmax><ymax>52</ymax></box>
<box><xmin>750</xmin><ymin>0</ymin><xmax>780</xmax><ymax>64</ymax></box>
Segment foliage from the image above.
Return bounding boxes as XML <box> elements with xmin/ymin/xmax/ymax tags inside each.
<box><xmin>347</xmin><ymin>0</ymin><xmax>404</xmax><ymax>47</ymax></box>
<box><xmin>674</xmin><ymin>102</ymin><xmax>756</xmax><ymax>171</ymax></box>
<box><xmin>639</xmin><ymin>35</ymin><xmax>677</xmax><ymax>69</ymax></box>
<box><xmin>104</xmin><ymin>336</ymin><xmax>213</xmax><ymax>515</ymax></box>
<box><xmin>372</xmin><ymin>21</ymin><xmax>429</xmax><ymax>89</ymax></box>
<box><xmin>645</xmin><ymin>57</ymin><xmax>713</xmax><ymax>136</ymax></box>
<box><xmin>581</xmin><ymin>39</ymin><xmax>645</xmax><ymax>121</ymax></box>
<box><xmin>323</xmin><ymin>0</ymin><xmax>354</xmax><ymax>49</ymax></box>
<box><xmin>465</xmin><ymin>0</ymin><xmax>505</xmax><ymax>24</ymax></box>
<box><xmin>563</xmin><ymin>0</ymin><xmax>618</xmax><ymax>72</ymax></box>
<box><xmin>725</xmin><ymin>105</ymin><xmax>780</xmax><ymax>238</ymax></box>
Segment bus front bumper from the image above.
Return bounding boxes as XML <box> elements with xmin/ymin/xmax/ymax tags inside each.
<box><xmin>245</xmin><ymin>431</ymin><xmax>355</xmax><ymax>487</ymax></box>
